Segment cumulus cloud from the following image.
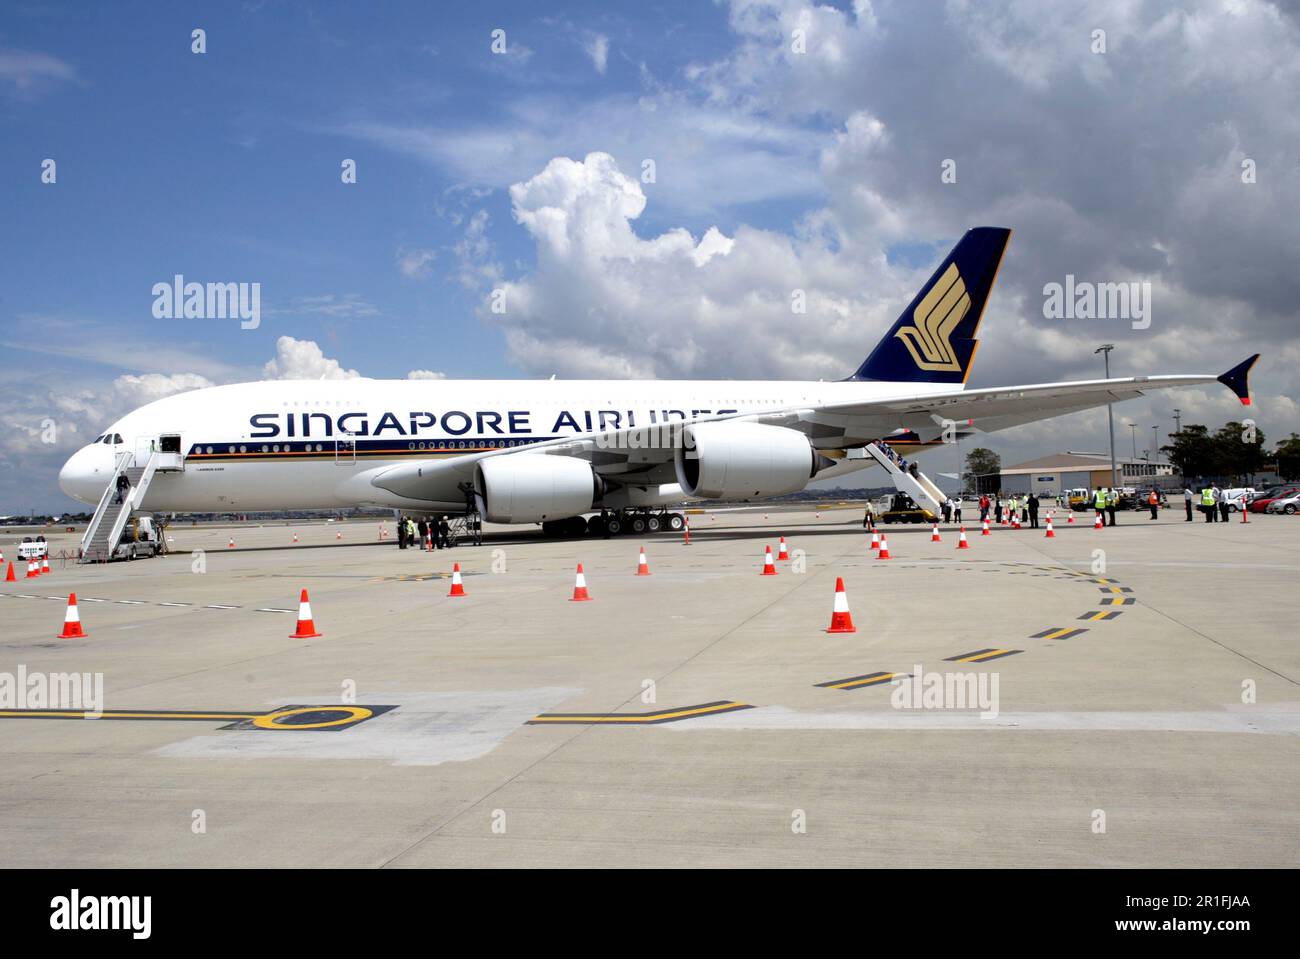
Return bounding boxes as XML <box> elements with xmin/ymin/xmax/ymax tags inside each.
<box><xmin>406</xmin><ymin>369</ymin><xmax>446</xmax><ymax>380</ymax></box>
<box><xmin>396</xmin><ymin>247</ymin><xmax>438</xmax><ymax>279</ymax></box>
<box><xmin>261</xmin><ymin>335</ymin><xmax>362</xmax><ymax>380</ymax></box>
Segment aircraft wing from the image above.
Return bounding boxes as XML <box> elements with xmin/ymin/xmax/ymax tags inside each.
<box><xmin>370</xmin><ymin>356</ymin><xmax>1258</xmax><ymax>499</ymax></box>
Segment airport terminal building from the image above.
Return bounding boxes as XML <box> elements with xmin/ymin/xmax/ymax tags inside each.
<box><xmin>989</xmin><ymin>453</ymin><xmax>1175</xmax><ymax>497</ymax></box>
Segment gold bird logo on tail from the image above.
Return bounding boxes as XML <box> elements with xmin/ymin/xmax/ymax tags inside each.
<box><xmin>894</xmin><ymin>262</ymin><xmax>970</xmax><ymax>372</ymax></box>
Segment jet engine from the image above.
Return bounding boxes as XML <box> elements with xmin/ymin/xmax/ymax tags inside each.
<box><xmin>674</xmin><ymin>422</ymin><xmax>823</xmax><ymax>499</ymax></box>
<box><xmin>475</xmin><ymin>454</ymin><xmax>606</xmax><ymax>524</ymax></box>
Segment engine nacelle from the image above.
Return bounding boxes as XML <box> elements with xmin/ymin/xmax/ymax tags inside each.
<box><xmin>674</xmin><ymin>422</ymin><xmax>819</xmax><ymax>499</ymax></box>
<box><xmin>475</xmin><ymin>454</ymin><xmax>604</xmax><ymax>524</ymax></box>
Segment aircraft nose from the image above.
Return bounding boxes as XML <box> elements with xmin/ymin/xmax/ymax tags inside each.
<box><xmin>59</xmin><ymin>445</ymin><xmax>111</xmax><ymax>505</ymax></box>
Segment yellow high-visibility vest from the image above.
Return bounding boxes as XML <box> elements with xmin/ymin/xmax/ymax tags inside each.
<box><xmin>1202</xmin><ymin>489</ymin><xmax>1215</xmax><ymax>506</ymax></box>
<box><xmin>1095</xmin><ymin>490</ymin><xmax>1107</xmax><ymax>508</ymax></box>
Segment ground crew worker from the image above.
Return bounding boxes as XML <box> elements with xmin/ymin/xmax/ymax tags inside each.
<box><xmin>417</xmin><ymin>517</ymin><xmax>428</xmax><ymax>550</ymax></box>
<box><xmin>1184</xmin><ymin>486</ymin><xmax>1194</xmax><ymax>522</ymax></box>
<box><xmin>1027</xmin><ymin>493</ymin><xmax>1040</xmax><ymax>529</ymax></box>
<box><xmin>953</xmin><ymin>497</ymin><xmax>962</xmax><ymax>524</ymax></box>
<box><xmin>1106</xmin><ymin>487</ymin><xmax>1119</xmax><ymax>526</ymax></box>
<box><xmin>1201</xmin><ymin>486</ymin><xmax>1215</xmax><ymax>522</ymax></box>
<box><xmin>979</xmin><ymin>494</ymin><xmax>989</xmax><ymax>522</ymax></box>
<box><xmin>1218</xmin><ymin>487</ymin><xmax>1230</xmax><ymax>523</ymax></box>
<box><xmin>1094</xmin><ymin>487</ymin><xmax>1108</xmax><ymax>526</ymax></box>
<box><xmin>941</xmin><ymin>497</ymin><xmax>952</xmax><ymax>523</ymax></box>
<box><xmin>398</xmin><ymin>515</ymin><xmax>408</xmax><ymax>549</ymax></box>
<box><xmin>1148</xmin><ymin>488</ymin><xmax>1159</xmax><ymax>520</ymax></box>
<box><xmin>994</xmin><ymin>495</ymin><xmax>1003</xmax><ymax>525</ymax></box>
<box><xmin>438</xmin><ymin>515</ymin><xmax>452</xmax><ymax>549</ymax></box>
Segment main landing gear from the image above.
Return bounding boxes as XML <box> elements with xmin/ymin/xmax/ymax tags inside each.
<box><xmin>541</xmin><ymin>509</ymin><xmax>686</xmax><ymax>538</ymax></box>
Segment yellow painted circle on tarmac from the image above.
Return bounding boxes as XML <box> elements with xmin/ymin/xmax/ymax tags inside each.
<box><xmin>253</xmin><ymin>706</ymin><xmax>373</xmax><ymax>731</ymax></box>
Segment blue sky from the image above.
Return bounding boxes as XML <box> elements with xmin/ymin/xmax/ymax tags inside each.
<box><xmin>4</xmin><ymin>0</ymin><xmax>1299</xmax><ymax>512</ymax></box>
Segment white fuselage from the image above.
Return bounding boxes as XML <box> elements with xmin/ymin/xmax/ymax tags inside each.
<box><xmin>58</xmin><ymin>378</ymin><xmax>955</xmax><ymax>514</ymax></box>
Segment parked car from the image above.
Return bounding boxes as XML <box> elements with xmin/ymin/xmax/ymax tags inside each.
<box><xmin>16</xmin><ymin>535</ymin><xmax>48</xmax><ymax>560</ymax></box>
<box><xmin>1220</xmin><ymin>487</ymin><xmax>1256</xmax><ymax>512</ymax></box>
<box><xmin>1265</xmin><ymin>492</ymin><xmax>1300</xmax><ymax>515</ymax></box>
<box><xmin>1249</xmin><ymin>486</ymin><xmax>1300</xmax><ymax>513</ymax></box>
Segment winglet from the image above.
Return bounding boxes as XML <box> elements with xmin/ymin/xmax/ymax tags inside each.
<box><xmin>1217</xmin><ymin>353</ymin><xmax>1260</xmax><ymax>406</ymax></box>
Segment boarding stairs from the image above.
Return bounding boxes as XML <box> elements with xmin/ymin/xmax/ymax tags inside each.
<box><xmin>78</xmin><ymin>450</ymin><xmax>168</xmax><ymax>563</ymax></box>
<box><xmin>863</xmin><ymin>442</ymin><xmax>946</xmax><ymax>515</ymax></box>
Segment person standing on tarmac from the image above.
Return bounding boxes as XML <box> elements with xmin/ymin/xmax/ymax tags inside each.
<box><xmin>1027</xmin><ymin>493</ymin><xmax>1040</xmax><ymax>529</ymax></box>
<box><xmin>1184</xmin><ymin>485</ymin><xmax>1194</xmax><ymax>522</ymax></box>
<box><xmin>953</xmin><ymin>497</ymin><xmax>963</xmax><ymax>524</ymax></box>
<box><xmin>1094</xmin><ymin>487</ymin><xmax>1108</xmax><ymax>526</ymax></box>
<box><xmin>1201</xmin><ymin>485</ymin><xmax>1215</xmax><ymax>522</ymax></box>
<box><xmin>417</xmin><ymin>517</ymin><xmax>428</xmax><ymax>550</ymax></box>
<box><xmin>1218</xmin><ymin>488</ymin><xmax>1231</xmax><ymax>523</ymax></box>
<box><xmin>1148</xmin><ymin>488</ymin><xmax>1159</xmax><ymax>520</ymax></box>
<box><xmin>439</xmin><ymin>515</ymin><xmax>452</xmax><ymax>549</ymax></box>
<box><xmin>1106</xmin><ymin>487</ymin><xmax>1119</xmax><ymax>527</ymax></box>
<box><xmin>994</xmin><ymin>495</ymin><xmax>1003</xmax><ymax>525</ymax></box>
<box><xmin>941</xmin><ymin>497</ymin><xmax>952</xmax><ymax>524</ymax></box>
<box><xmin>397</xmin><ymin>515</ymin><xmax>408</xmax><ymax>549</ymax></box>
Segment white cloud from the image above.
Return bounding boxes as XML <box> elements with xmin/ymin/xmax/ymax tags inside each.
<box><xmin>0</xmin><ymin>48</ymin><xmax>77</xmax><ymax>96</ymax></box>
<box><xmin>396</xmin><ymin>247</ymin><xmax>437</xmax><ymax>279</ymax></box>
<box><xmin>406</xmin><ymin>369</ymin><xmax>446</xmax><ymax>380</ymax></box>
<box><xmin>261</xmin><ymin>335</ymin><xmax>362</xmax><ymax>380</ymax></box>
<box><xmin>583</xmin><ymin>32</ymin><xmax>610</xmax><ymax>73</ymax></box>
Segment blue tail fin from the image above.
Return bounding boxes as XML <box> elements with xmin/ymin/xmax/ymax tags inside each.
<box><xmin>846</xmin><ymin>226</ymin><xmax>1011</xmax><ymax>384</ymax></box>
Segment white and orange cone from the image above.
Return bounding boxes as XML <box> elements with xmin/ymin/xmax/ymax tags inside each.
<box><xmin>876</xmin><ymin>532</ymin><xmax>892</xmax><ymax>559</ymax></box>
<box><xmin>682</xmin><ymin>518</ymin><xmax>691</xmax><ymax>546</ymax></box>
<box><xmin>761</xmin><ymin>545</ymin><xmax>778</xmax><ymax>576</ymax></box>
<box><xmin>777</xmin><ymin>537</ymin><xmax>790</xmax><ymax>561</ymax></box>
<box><xmin>448</xmin><ymin>563</ymin><xmax>466</xmax><ymax>597</ymax></box>
<box><xmin>292</xmin><ymin>532</ymin><xmax>299</xmax><ymax>543</ymax></box>
<box><xmin>58</xmin><ymin>593</ymin><xmax>86</xmax><ymax>638</ymax></box>
<box><xmin>289</xmin><ymin>589</ymin><xmax>322</xmax><ymax>638</ymax></box>
<box><xmin>1011</xmin><ymin>512</ymin><xmax>1020</xmax><ymax>529</ymax></box>
<box><xmin>570</xmin><ymin>564</ymin><xmax>593</xmax><ymax>601</ymax></box>
<box><xmin>41</xmin><ymin>556</ymin><xmax>50</xmax><ymax>575</ymax></box>
<box><xmin>26</xmin><ymin>558</ymin><xmax>38</xmax><ymax>579</ymax></box>
<box><xmin>228</xmin><ymin>537</ymin><xmax>235</xmax><ymax>549</ymax></box>
<box><xmin>931</xmin><ymin>523</ymin><xmax>942</xmax><ymax>542</ymax></box>
<box><xmin>1094</xmin><ymin>511</ymin><xmax>1103</xmax><ymax>530</ymax></box>
<box><xmin>825</xmin><ymin>577</ymin><xmax>856</xmax><ymax>634</ymax></box>
<box><xmin>636</xmin><ymin>547</ymin><xmax>651</xmax><ymax>576</ymax></box>
<box><xmin>956</xmin><ymin>526</ymin><xmax>969</xmax><ymax>549</ymax></box>
<box><xmin>1067</xmin><ymin>511</ymin><xmax>1074</xmax><ymax>524</ymax></box>
<box><xmin>1045</xmin><ymin>516</ymin><xmax>1055</xmax><ymax>538</ymax></box>
<box><xmin>869</xmin><ymin>529</ymin><xmax>880</xmax><ymax>550</ymax></box>
<box><xmin>981</xmin><ymin>519</ymin><xmax>991</xmax><ymax>536</ymax></box>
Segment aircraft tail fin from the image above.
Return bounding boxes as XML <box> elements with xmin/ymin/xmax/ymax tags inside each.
<box><xmin>846</xmin><ymin>226</ymin><xmax>1011</xmax><ymax>385</ymax></box>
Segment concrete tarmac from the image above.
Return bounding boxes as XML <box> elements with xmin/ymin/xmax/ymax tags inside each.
<box><xmin>1</xmin><ymin>507</ymin><xmax>1297</xmax><ymax>867</ymax></box>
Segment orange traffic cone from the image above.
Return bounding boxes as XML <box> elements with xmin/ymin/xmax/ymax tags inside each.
<box><xmin>956</xmin><ymin>526</ymin><xmax>969</xmax><ymax>549</ymax></box>
<box><xmin>448</xmin><ymin>563</ymin><xmax>466</xmax><ymax>596</ymax></box>
<box><xmin>876</xmin><ymin>533</ymin><xmax>892</xmax><ymax>559</ymax></box>
<box><xmin>41</xmin><ymin>556</ymin><xmax>50</xmax><ymax>575</ymax></box>
<box><xmin>1045</xmin><ymin>516</ymin><xmax>1055</xmax><ymax>538</ymax></box>
<box><xmin>981</xmin><ymin>519</ymin><xmax>991</xmax><ymax>536</ymax></box>
<box><xmin>761</xmin><ymin>545</ymin><xmax>777</xmax><ymax>576</ymax></box>
<box><xmin>1094</xmin><ymin>511</ymin><xmax>1103</xmax><ymax>530</ymax></box>
<box><xmin>426</xmin><ymin>532</ymin><xmax>433</xmax><ymax>550</ymax></box>
<box><xmin>58</xmin><ymin>593</ymin><xmax>86</xmax><ymax>639</ymax></box>
<box><xmin>682</xmin><ymin>519</ymin><xmax>691</xmax><ymax>546</ymax></box>
<box><xmin>1011</xmin><ymin>513</ymin><xmax>1020</xmax><ymax>529</ymax></box>
<box><xmin>292</xmin><ymin>532</ymin><xmax>299</xmax><ymax>543</ymax></box>
<box><xmin>825</xmin><ymin>577</ymin><xmax>856</xmax><ymax>634</ymax></box>
<box><xmin>635</xmin><ymin>547</ymin><xmax>651</xmax><ymax>576</ymax></box>
<box><xmin>336</xmin><ymin>530</ymin><xmax>342</xmax><ymax>540</ymax></box>
<box><xmin>228</xmin><ymin>537</ymin><xmax>236</xmax><ymax>549</ymax></box>
<box><xmin>4</xmin><ymin>561</ymin><xmax>14</xmax><ymax>582</ymax></box>
<box><xmin>288</xmin><ymin>589</ymin><xmax>322</xmax><ymax>638</ymax></box>
<box><xmin>570</xmin><ymin>564</ymin><xmax>593</xmax><ymax>602</ymax></box>
<box><xmin>1241</xmin><ymin>505</ymin><xmax>1249</xmax><ymax>524</ymax></box>
<box><xmin>869</xmin><ymin>529</ymin><xmax>880</xmax><ymax>550</ymax></box>
<box><xmin>26</xmin><ymin>559</ymin><xmax>38</xmax><ymax>579</ymax></box>
<box><xmin>1067</xmin><ymin>511</ymin><xmax>1074</xmax><ymax>524</ymax></box>
<box><xmin>777</xmin><ymin>537</ymin><xmax>790</xmax><ymax>561</ymax></box>
<box><xmin>930</xmin><ymin>523</ymin><xmax>941</xmax><ymax>542</ymax></box>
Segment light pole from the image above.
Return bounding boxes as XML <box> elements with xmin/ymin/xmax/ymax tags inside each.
<box><xmin>1151</xmin><ymin>424</ymin><xmax>1159</xmax><ymax>461</ymax></box>
<box><xmin>1128</xmin><ymin>423</ymin><xmax>1138</xmax><ymax>459</ymax></box>
<box><xmin>1172</xmin><ymin>408</ymin><xmax>1182</xmax><ymax>436</ymax></box>
<box><xmin>1096</xmin><ymin>344</ymin><xmax>1117</xmax><ymax>489</ymax></box>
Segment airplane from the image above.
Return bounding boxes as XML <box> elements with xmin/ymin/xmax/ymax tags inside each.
<box><xmin>59</xmin><ymin>227</ymin><xmax>1258</xmax><ymax>536</ymax></box>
